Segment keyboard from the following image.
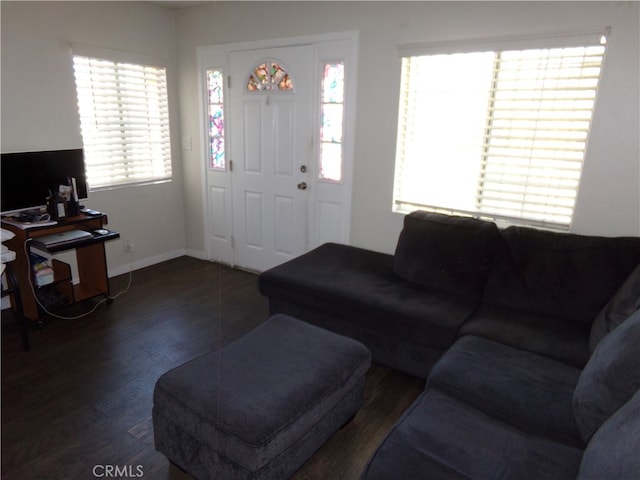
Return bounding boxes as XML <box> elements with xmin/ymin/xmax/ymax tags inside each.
<box><xmin>34</xmin><ymin>230</ymin><xmax>93</xmax><ymax>248</ymax></box>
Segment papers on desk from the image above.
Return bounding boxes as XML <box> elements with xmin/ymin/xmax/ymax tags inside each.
<box><xmin>1</xmin><ymin>217</ymin><xmax>57</xmax><ymax>229</ymax></box>
<box><xmin>1</xmin><ymin>228</ymin><xmax>16</xmax><ymax>264</ymax></box>
<box><xmin>1</xmin><ymin>244</ymin><xmax>16</xmax><ymax>264</ymax></box>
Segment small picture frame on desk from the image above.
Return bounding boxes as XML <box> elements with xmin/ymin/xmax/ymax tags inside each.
<box><xmin>47</xmin><ymin>194</ymin><xmax>67</xmax><ymax>221</ymax></box>
<box><xmin>46</xmin><ymin>198</ymin><xmax>80</xmax><ymax>220</ymax></box>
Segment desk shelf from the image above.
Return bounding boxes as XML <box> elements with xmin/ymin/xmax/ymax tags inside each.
<box><xmin>34</xmin><ymin>259</ymin><xmax>74</xmax><ymax>311</ymax></box>
<box><xmin>2</xmin><ymin>213</ymin><xmax>120</xmax><ymax>323</ymax></box>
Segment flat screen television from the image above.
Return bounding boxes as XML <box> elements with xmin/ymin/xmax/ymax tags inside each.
<box><xmin>1</xmin><ymin>149</ymin><xmax>89</xmax><ymax>214</ymax></box>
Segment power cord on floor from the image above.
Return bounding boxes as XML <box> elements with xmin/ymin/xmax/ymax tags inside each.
<box><xmin>24</xmin><ymin>238</ymin><xmax>133</xmax><ymax>321</ymax></box>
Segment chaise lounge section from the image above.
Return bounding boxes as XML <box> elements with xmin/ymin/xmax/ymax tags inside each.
<box><xmin>259</xmin><ymin>211</ymin><xmax>640</xmax><ymax>478</ymax></box>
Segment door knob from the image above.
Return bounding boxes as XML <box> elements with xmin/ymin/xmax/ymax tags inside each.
<box><xmin>297</xmin><ymin>182</ymin><xmax>308</xmax><ymax>190</ymax></box>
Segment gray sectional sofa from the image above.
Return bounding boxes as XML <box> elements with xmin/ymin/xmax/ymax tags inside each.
<box><xmin>258</xmin><ymin>211</ymin><xmax>640</xmax><ymax>479</ymax></box>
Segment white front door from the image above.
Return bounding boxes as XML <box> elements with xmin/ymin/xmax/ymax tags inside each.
<box><xmin>229</xmin><ymin>46</ymin><xmax>313</xmax><ymax>272</ymax></box>
<box><xmin>199</xmin><ymin>33</ymin><xmax>358</xmax><ymax>272</ymax></box>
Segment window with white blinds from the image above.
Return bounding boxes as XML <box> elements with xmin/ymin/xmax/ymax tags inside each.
<box><xmin>393</xmin><ymin>32</ymin><xmax>607</xmax><ymax>230</ymax></box>
<box><xmin>73</xmin><ymin>52</ymin><xmax>172</xmax><ymax>189</ymax></box>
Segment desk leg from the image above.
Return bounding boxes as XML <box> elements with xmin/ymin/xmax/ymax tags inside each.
<box><xmin>3</xmin><ymin>265</ymin><xmax>30</xmax><ymax>351</ymax></box>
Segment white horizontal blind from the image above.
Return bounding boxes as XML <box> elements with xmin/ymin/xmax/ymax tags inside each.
<box><xmin>394</xmin><ymin>34</ymin><xmax>606</xmax><ymax>230</ymax></box>
<box><xmin>477</xmin><ymin>46</ymin><xmax>605</xmax><ymax>228</ymax></box>
<box><xmin>73</xmin><ymin>55</ymin><xmax>172</xmax><ymax>189</ymax></box>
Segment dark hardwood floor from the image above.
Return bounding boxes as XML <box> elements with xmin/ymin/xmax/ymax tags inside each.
<box><xmin>1</xmin><ymin>256</ymin><xmax>424</xmax><ymax>479</ymax></box>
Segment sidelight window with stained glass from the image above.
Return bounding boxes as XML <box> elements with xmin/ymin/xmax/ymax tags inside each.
<box><xmin>206</xmin><ymin>69</ymin><xmax>225</xmax><ymax>170</ymax></box>
<box><xmin>319</xmin><ymin>62</ymin><xmax>345</xmax><ymax>182</ymax></box>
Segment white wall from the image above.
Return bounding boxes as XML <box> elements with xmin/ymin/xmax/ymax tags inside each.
<box><xmin>1</xmin><ymin>1</ymin><xmax>187</xmax><ymax>275</ymax></box>
<box><xmin>176</xmin><ymin>1</ymin><xmax>640</xmax><ymax>256</ymax></box>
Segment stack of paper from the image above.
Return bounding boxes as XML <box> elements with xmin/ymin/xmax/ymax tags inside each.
<box><xmin>30</xmin><ymin>252</ymin><xmax>54</xmax><ymax>286</ymax></box>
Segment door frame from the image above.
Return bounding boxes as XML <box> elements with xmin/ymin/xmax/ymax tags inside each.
<box><xmin>197</xmin><ymin>31</ymin><xmax>358</xmax><ymax>268</ymax></box>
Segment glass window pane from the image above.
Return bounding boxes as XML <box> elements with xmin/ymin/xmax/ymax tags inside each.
<box><xmin>73</xmin><ymin>55</ymin><xmax>172</xmax><ymax>188</ymax></box>
<box><xmin>208</xmin><ymin>70</ymin><xmax>224</xmax><ymax>103</ymax></box>
<box><xmin>210</xmin><ymin>137</ymin><xmax>225</xmax><ymax>170</ymax></box>
<box><xmin>323</xmin><ymin>63</ymin><xmax>344</xmax><ymax>103</ymax></box>
<box><xmin>209</xmin><ymin>105</ymin><xmax>224</xmax><ymax>138</ymax></box>
<box><xmin>246</xmin><ymin>61</ymin><xmax>294</xmax><ymax>91</ymax></box>
<box><xmin>319</xmin><ymin>62</ymin><xmax>345</xmax><ymax>182</ymax></box>
<box><xmin>206</xmin><ymin>68</ymin><xmax>225</xmax><ymax>170</ymax></box>
<box><xmin>321</xmin><ymin>104</ymin><xmax>343</xmax><ymax>143</ymax></box>
<box><xmin>393</xmin><ymin>43</ymin><xmax>606</xmax><ymax>230</ymax></box>
<box><xmin>320</xmin><ymin>143</ymin><xmax>342</xmax><ymax>182</ymax></box>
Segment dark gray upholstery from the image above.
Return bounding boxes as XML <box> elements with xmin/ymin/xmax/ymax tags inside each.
<box><xmin>427</xmin><ymin>335</ymin><xmax>582</xmax><ymax>446</ymax></box>
<box><xmin>259</xmin><ymin>242</ymin><xmax>478</xmax><ymax>375</ymax></box>
<box><xmin>360</xmin><ymin>389</ymin><xmax>583</xmax><ymax>480</ymax></box>
<box><xmin>573</xmin><ymin>309</ymin><xmax>640</xmax><ymax>442</ymax></box>
<box><xmin>578</xmin><ymin>389</ymin><xmax>640</xmax><ymax>480</ymax></box>
<box><xmin>393</xmin><ymin>211</ymin><xmax>500</xmax><ymax>298</ymax></box>
<box><xmin>483</xmin><ymin>226</ymin><xmax>640</xmax><ymax>324</ymax></box>
<box><xmin>362</xmin><ymin>310</ymin><xmax>640</xmax><ymax>480</ymax></box>
<box><xmin>362</xmin><ymin>311</ymin><xmax>640</xmax><ymax>480</ymax></box>
<box><xmin>153</xmin><ymin>314</ymin><xmax>371</xmax><ymax>480</ymax></box>
<box><xmin>589</xmin><ymin>262</ymin><xmax>640</xmax><ymax>351</ymax></box>
<box><xmin>459</xmin><ymin>304</ymin><xmax>591</xmax><ymax>367</ymax></box>
<box><xmin>256</xmin><ymin>211</ymin><xmax>640</xmax><ymax>479</ymax></box>
<box><xmin>267</xmin><ymin>297</ymin><xmax>444</xmax><ymax>378</ymax></box>
<box><xmin>260</xmin><ymin>213</ymin><xmax>640</xmax><ymax>378</ymax></box>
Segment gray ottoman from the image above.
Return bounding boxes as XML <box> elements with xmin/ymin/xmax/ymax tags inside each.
<box><xmin>153</xmin><ymin>314</ymin><xmax>371</xmax><ymax>479</ymax></box>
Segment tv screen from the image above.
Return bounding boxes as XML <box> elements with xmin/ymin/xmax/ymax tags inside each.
<box><xmin>1</xmin><ymin>149</ymin><xmax>89</xmax><ymax>214</ymax></box>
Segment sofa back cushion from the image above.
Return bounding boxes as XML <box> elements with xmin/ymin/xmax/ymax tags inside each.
<box><xmin>393</xmin><ymin>211</ymin><xmax>500</xmax><ymax>298</ymax></box>
<box><xmin>573</xmin><ymin>309</ymin><xmax>640</xmax><ymax>443</ymax></box>
<box><xmin>589</xmin><ymin>262</ymin><xmax>640</xmax><ymax>352</ymax></box>
<box><xmin>578</xmin><ymin>389</ymin><xmax>640</xmax><ymax>480</ymax></box>
<box><xmin>483</xmin><ymin>227</ymin><xmax>640</xmax><ymax>324</ymax></box>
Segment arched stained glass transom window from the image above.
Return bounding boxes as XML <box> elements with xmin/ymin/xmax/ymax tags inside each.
<box><xmin>247</xmin><ymin>60</ymin><xmax>293</xmax><ymax>91</ymax></box>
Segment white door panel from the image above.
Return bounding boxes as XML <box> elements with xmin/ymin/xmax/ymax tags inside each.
<box><xmin>230</xmin><ymin>45</ymin><xmax>312</xmax><ymax>272</ymax></box>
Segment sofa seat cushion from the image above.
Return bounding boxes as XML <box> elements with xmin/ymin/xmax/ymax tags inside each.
<box><xmin>427</xmin><ymin>336</ymin><xmax>582</xmax><ymax>447</ymax></box>
<box><xmin>393</xmin><ymin>211</ymin><xmax>500</xmax><ymax>298</ymax></box>
<box><xmin>459</xmin><ymin>304</ymin><xmax>591</xmax><ymax>367</ymax></box>
<box><xmin>573</xmin><ymin>309</ymin><xmax>640</xmax><ymax>443</ymax></box>
<box><xmin>360</xmin><ymin>389</ymin><xmax>583</xmax><ymax>480</ymax></box>
<box><xmin>483</xmin><ymin>226</ymin><xmax>640</xmax><ymax>325</ymax></box>
<box><xmin>259</xmin><ymin>243</ymin><xmax>479</xmax><ymax>350</ymax></box>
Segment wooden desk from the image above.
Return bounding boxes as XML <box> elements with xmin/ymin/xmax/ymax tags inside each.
<box><xmin>2</xmin><ymin>213</ymin><xmax>119</xmax><ymax>324</ymax></box>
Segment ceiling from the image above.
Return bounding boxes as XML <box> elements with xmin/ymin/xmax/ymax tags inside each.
<box><xmin>147</xmin><ymin>1</ymin><xmax>212</xmax><ymax>9</ymax></box>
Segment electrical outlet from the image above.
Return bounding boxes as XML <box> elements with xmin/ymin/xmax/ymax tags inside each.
<box><xmin>123</xmin><ymin>240</ymin><xmax>134</xmax><ymax>253</ymax></box>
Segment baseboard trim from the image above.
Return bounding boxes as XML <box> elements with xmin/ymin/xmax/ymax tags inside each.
<box><xmin>185</xmin><ymin>248</ymin><xmax>207</xmax><ymax>261</ymax></box>
<box><xmin>108</xmin><ymin>249</ymin><xmax>188</xmax><ymax>277</ymax></box>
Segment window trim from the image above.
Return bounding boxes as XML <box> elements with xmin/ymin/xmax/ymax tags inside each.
<box><xmin>397</xmin><ymin>28</ymin><xmax>610</xmax><ymax>57</ymax></box>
